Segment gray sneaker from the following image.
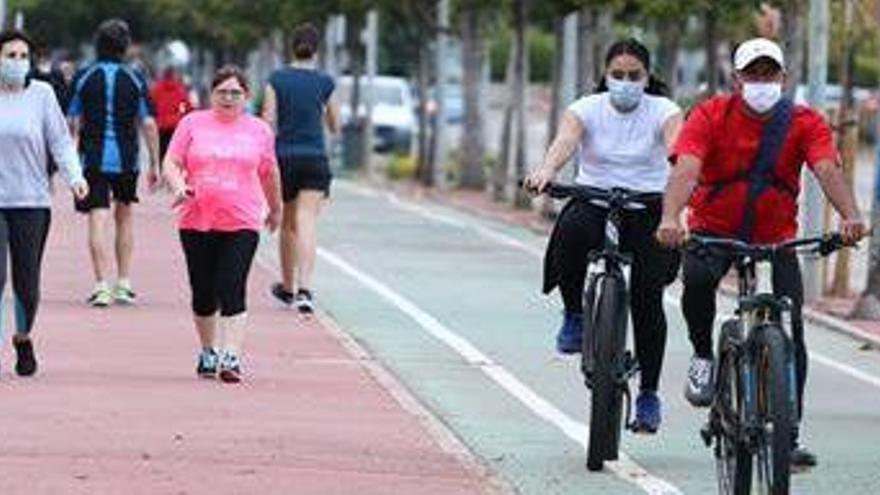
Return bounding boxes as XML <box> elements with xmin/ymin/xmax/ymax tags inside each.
<box><xmin>684</xmin><ymin>356</ymin><xmax>715</xmax><ymax>407</ymax></box>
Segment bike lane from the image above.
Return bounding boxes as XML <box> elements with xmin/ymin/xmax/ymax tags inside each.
<box><xmin>310</xmin><ymin>181</ymin><xmax>880</xmax><ymax>494</ymax></box>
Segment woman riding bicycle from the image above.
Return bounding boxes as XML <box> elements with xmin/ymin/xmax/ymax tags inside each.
<box><xmin>524</xmin><ymin>38</ymin><xmax>682</xmax><ymax>433</ymax></box>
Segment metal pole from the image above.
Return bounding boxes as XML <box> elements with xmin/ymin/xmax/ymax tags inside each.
<box><xmin>364</xmin><ymin>9</ymin><xmax>378</xmax><ymax>177</ymax></box>
<box><xmin>433</xmin><ymin>0</ymin><xmax>449</xmax><ymax>190</ymax></box>
<box><xmin>560</xmin><ymin>13</ymin><xmax>577</xmax><ymax>109</ymax></box>
<box><xmin>0</xmin><ymin>0</ymin><xmax>6</xmax><ymax>30</ymax></box>
<box><xmin>802</xmin><ymin>0</ymin><xmax>829</xmax><ymax>301</ymax></box>
<box><xmin>13</xmin><ymin>9</ymin><xmax>22</xmax><ymax>29</ymax></box>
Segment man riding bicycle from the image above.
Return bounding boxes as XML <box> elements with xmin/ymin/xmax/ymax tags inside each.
<box><xmin>655</xmin><ymin>38</ymin><xmax>867</xmax><ymax>469</ymax></box>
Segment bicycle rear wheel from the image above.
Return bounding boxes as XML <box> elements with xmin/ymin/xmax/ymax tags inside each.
<box><xmin>714</xmin><ymin>320</ymin><xmax>752</xmax><ymax>495</ymax></box>
<box><xmin>753</xmin><ymin>325</ymin><xmax>794</xmax><ymax>494</ymax></box>
<box><xmin>586</xmin><ymin>272</ymin><xmax>628</xmax><ymax>472</ymax></box>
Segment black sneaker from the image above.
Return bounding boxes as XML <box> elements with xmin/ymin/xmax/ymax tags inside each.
<box><xmin>196</xmin><ymin>348</ymin><xmax>218</xmax><ymax>378</ymax></box>
<box><xmin>13</xmin><ymin>338</ymin><xmax>38</xmax><ymax>377</ymax></box>
<box><xmin>270</xmin><ymin>283</ymin><xmax>294</xmax><ymax>307</ymax></box>
<box><xmin>791</xmin><ymin>444</ymin><xmax>818</xmax><ymax>472</ymax></box>
<box><xmin>295</xmin><ymin>289</ymin><xmax>314</xmax><ymax>314</ymax></box>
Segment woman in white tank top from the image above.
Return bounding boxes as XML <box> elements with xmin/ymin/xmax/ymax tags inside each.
<box><xmin>523</xmin><ymin>39</ymin><xmax>682</xmax><ymax>434</ymax></box>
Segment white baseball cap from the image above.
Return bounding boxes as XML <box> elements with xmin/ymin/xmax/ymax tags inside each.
<box><xmin>733</xmin><ymin>38</ymin><xmax>785</xmax><ymax>71</ymax></box>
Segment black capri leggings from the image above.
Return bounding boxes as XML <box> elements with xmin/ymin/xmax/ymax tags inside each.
<box><xmin>553</xmin><ymin>199</ymin><xmax>680</xmax><ymax>392</ymax></box>
<box><xmin>0</xmin><ymin>209</ymin><xmax>51</xmax><ymax>336</ymax></box>
<box><xmin>180</xmin><ymin>230</ymin><xmax>259</xmax><ymax>318</ymax></box>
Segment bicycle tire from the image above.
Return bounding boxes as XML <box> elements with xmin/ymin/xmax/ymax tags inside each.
<box><xmin>586</xmin><ymin>272</ymin><xmax>628</xmax><ymax>472</ymax></box>
<box><xmin>714</xmin><ymin>320</ymin><xmax>752</xmax><ymax>495</ymax></box>
<box><xmin>580</xmin><ymin>273</ymin><xmax>599</xmax><ymax>385</ymax></box>
<box><xmin>753</xmin><ymin>325</ymin><xmax>794</xmax><ymax>494</ymax></box>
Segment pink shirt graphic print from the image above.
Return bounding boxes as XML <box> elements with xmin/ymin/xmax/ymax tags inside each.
<box><xmin>167</xmin><ymin>110</ymin><xmax>275</xmax><ymax>232</ymax></box>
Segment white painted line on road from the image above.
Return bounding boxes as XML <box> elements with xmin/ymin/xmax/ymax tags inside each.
<box><xmin>318</xmin><ymin>247</ymin><xmax>683</xmax><ymax>495</ymax></box>
<box><xmin>362</xmin><ymin>183</ymin><xmax>880</xmax><ymax>392</ymax></box>
<box><xmin>383</xmin><ymin>193</ymin><xmax>548</xmax><ymax>258</ymax></box>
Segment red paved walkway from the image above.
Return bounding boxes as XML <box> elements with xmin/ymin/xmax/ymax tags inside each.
<box><xmin>0</xmin><ymin>192</ymin><xmax>495</xmax><ymax>494</ymax></box>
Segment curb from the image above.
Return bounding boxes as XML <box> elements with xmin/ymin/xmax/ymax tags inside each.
<box><xmin>802</xmin><ymin>306</ymin><xmax>880</xmax><ymax>349</ymax></box>
<box><xmin>317</xmin><ymin>312</ymin><xmax>513</xmax><ymax>495</ymax></box>
<box><xmin>254</xmin><ymin>229</ymin><xmax>512</xmax><ymax>495</ymax></box>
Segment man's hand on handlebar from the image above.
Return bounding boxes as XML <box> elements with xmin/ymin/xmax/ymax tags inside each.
<box><xmin>840</xmin><ymin>215</ymin><xmax>868</xmax><ymax>245</ymax></box>
<box><xmin>655</xmin><ymin>216</ymin><xmax>687</xmax><ymax>248</ymax></box>
<box><xmin>523</xmin><ymin>166</ymin><xmax>556</xmax><ymax>194</ymax></box>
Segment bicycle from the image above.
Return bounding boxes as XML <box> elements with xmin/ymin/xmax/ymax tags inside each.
<box><xmin>686</xmin><ymin>233</ymin><xmax>848</xmax><ymax>495</ymax></box>
<box><xmin>541</xmin><ymin>182</ymin><xmax>662</xmax><ymax>472</ymax></box>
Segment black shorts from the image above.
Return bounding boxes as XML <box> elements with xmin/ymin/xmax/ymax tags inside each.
<box><xmin>75</xmin><ymin>169</ymin><xmax>139</xmax><ymax>213</ymax></box>
<box><xmin>278</xmin><ymin>155</ymin><xmax>331</xmax><ymax>203</ymax></box>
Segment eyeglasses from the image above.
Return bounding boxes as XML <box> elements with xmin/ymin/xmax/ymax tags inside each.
<box><xmin>608</xmin><ymin>69</ymin><xmax>644</xmax><ymax>82</ymax></box>
<box><xmin>214</xmin><ymin>88</ymin><xmax>245</xmax><ymax>99</ymax></box>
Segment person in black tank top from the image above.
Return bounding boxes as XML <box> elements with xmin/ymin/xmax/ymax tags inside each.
<box><xmin>262</xmin><ymin>23</ymin><xmax>340</xmax><ymax>314</ymax></box>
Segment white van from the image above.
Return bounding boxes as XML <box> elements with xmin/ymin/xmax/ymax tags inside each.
<box><xmin>337</xmin><ymin>75</ymin><xmax>416</xmax><ymax>153</ymax></box>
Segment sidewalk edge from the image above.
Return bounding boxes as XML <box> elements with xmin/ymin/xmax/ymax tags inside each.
<box><xmin>253</xmin><ymin>235</ymin><xmax>511</xmax><ymax>494</ymax></box>
<box><xmin>801</xmin><ymin>307</ymin><xmax>880</xmax><ymax>348</ymax></box>
<box><xmin>316</xmin><ymin>312</ymin><xmax>513</xmax><ymax>495</ymax></box>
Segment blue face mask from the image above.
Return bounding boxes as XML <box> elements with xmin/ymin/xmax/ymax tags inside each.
<box><xmin>607</xmin><ymin>77</ymin><xmax>645</xmax><ymax>112</ymax></box>
<box><xmin>0</xmin><ymin>59</ymin><xmax>30</xmax><ymax>87</ymax></box>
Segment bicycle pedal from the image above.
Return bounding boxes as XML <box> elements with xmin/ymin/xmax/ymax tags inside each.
<box><xmin>700</xmin><ymin>424</ymin><xmax>713</xmax><ymax>447</ymax></box>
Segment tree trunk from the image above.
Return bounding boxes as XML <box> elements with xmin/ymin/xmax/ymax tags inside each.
<box><xmin>416</xmin><ymin>45</ymin><xmax>431</xmax><ymax>184</ymax></box>
<box><xmin>656</xmin><ymin>19</ymin><xmax>683</xmax><ymax>97</ymax></box>
<box><xmin>346</xmin><ymin>15</ymin><xmax>367</xmax><ymax>170</ymax></box>
<box><xmin>459</xmin><ymin>2</ymin><xmax>486</xmax><ymax>189</ymax></box>
<box><xmin>853</xmin><ymin>25</ymin><xmax>880</xmax><ymax>319</ymax></box>
<box><xmin>854</xmin><ymin>172</ymin><xmax>880</xmax><ymax>318</ymax></box>
<box><xmin>576</xmin><ymin>7</ymin><xmax>596</xmax><ymax>94</ymax></box>
<box><xmin>704</xmin><ymin>8</ymin><xmax>719</xmax><ymax>95</ymax></box>
<box><xmin>594</xmin><ymin>8</ymin><xmax>613</xmax><ymax>85</ymax></box>
<box><xmin>547</xmin><ymin>17</ymin><xmax>564</xmax><ymax>145</ymax></box>
<box><xmin>781</xmin><ymin>0</ymin><xmax>806</xmax><ymax>98</ymax></box>
<box><xmin>493</xmin><ymin>38</ymin><xmax>516</xmax><ymax>202</ymax></box>
<box><xmin>830</xmin><ymin>0</ymin><xmax>857</xmax><ymax>297</ymax></box>
<box><xmin>512</xmin><ymin>0</ymin><xmax>531</xmax><ymax>209</ymax></box>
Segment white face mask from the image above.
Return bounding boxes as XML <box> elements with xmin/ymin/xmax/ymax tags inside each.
<box><xmin>0</xmin><ymin>58</ymin><xmax>30</xmax><ymax>87</ymax></box>
<box><xmin>607</xmin><ymin>77</ymin><xmax>645</xmax><ymax>112</ymax></box>
<box><xmin>742</xmin><ymin>82</ymin><xmax>782</xmax><ymax>114</ymax></box>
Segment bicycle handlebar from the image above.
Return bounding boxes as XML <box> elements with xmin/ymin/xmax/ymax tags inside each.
<box><xmin>522</xmin><ymin>181</ymin><xmax>662</xmax><ymax>206</ymax></box>
<box><xmin>686</xmin><ymin>233</ymin><xmax>849</xmax><ymax>260</ymax></box>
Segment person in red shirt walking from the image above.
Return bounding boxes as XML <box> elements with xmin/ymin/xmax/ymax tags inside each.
<box><xmin>656</xmin><ymin>38</ymin><xmax>866</xmax><ymax>469</ymax></box>
<box><xmin>150</xmin><ymin>66</ymin><xmax>193</xmax><ymax>158</ymax></box>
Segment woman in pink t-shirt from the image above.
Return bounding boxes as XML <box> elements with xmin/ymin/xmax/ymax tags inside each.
<box><xmin>162</xmin><ymin>65</ymin><xmax>282</xmax><ymax>383</ymax></box>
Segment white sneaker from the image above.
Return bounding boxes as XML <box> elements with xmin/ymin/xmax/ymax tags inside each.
<box><xmin>684</xmin><ymin>356</ymin><xmax>715</xmax><ymax>407</ymax></box>
<box><xmin>295</xmin><ymin>289</ymin><xmax>314</xmax><ymax>314</ymax></box>
<box><xmin>113</xmin><ymin>284</ymin><xmax>137</xmax><ymax>305</ymax></box>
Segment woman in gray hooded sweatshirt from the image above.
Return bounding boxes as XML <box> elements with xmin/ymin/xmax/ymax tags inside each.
<box><xmin>0</xmin><ymin>30</ymin><xmax>88</xmax><ymax>377</ymax></box>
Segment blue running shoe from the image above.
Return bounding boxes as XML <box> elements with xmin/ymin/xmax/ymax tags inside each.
<box><xmin>633</xmin><ymin>390</ymin><xmax>661</xmax><ymax>434</ymax></box>
<box><xmin>556</xmin><ymin>312</ymin><xmax>583</xmax><ymax>354</ymax></box>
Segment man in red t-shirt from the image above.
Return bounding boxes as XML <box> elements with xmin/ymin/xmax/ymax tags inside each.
<box><xmin>150</xmin><ymin>67</ymin><xmax>193</xmax><ymax>158</ymax></box>
<box><xmin>656</xmin><ymin>38</ymin><xmax>866</xmax><ymax>469</ymax></box>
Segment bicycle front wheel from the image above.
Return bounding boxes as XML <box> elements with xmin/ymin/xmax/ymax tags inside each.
<box><xmin>586</xmin><ymin>272</ymin><xmax>628</xmax><ymax>472</ymax></box>
<box><xmin>753</xmin><ymin>325</ymin><xmax>794</xmax><ymax>494</ymax></box>
<box><xmin>714</xmin><ymin>320</ymin><xmax>752</xmax><ymax>495</ymax></box>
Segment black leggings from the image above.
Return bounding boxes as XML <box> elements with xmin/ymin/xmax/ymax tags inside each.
<box><xmin>682</xmin><ymin>248</ymin><xmax>807</xmax><ymax>418</ymax></box>
<box><xmin>554</xmin><ymin>199</ymin><xmax>680</xmax><ymax>392</ymax></box>
<box><xmin>180</xmin><ymin>230</ymin><xmax>259</xmax><ymax>318</ymax></box>
<box><xmin>0</xmin><ymin>209</ymin><xmax>51</xmax><ymax>337</ymax></box>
